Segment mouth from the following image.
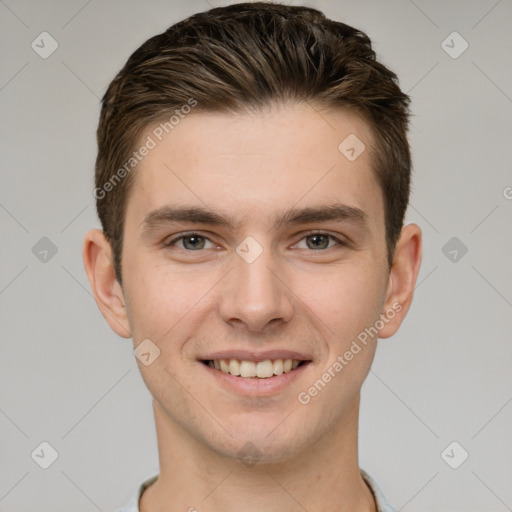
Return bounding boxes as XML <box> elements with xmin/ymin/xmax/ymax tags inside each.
<box><xmin>202</xmin><ymin>358</ymin><xmax>310</xmax><ymax>379</ymax></box>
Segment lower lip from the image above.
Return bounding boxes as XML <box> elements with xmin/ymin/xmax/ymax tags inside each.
<box><xmin>201</xmin><ymin>362</ymin><xmax>310</xmax><ymax>397</ymax></box>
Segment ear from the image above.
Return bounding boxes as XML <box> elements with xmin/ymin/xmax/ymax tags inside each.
<box><xmin>378</xmin><ymin>223</ymin><xmax>422</xmax><ymax>338</ymax></box>
<box><xmin>82</xmin><ymin>229</ymin><xmax>131</xmax><ymax>338</ymax></box>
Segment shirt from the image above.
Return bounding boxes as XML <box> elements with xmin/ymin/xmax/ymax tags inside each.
<box><xmin>117</xmin><ymin>468</ymin><xmax>396</xmax><ymax>512</ymax></box>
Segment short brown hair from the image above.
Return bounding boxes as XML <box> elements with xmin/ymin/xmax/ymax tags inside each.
<box><xmin>94</xmin><ymin>2</ymin><xmax>412</xmax><ymax>286</ymax></box>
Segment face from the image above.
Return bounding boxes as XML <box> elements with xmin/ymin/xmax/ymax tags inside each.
<box><xmin>116</xmin><ymin>103</ymin><xmax>396</xmax><ymax>462</ymax></box>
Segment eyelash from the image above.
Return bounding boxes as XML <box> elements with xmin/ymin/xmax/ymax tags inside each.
<box><xmin>164</xmin><ymin>230</ymin><xmax>349</xmax><ymax>251</ymax></box>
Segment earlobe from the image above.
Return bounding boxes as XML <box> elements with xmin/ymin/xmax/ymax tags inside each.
<box><xmin>378</xmin><ymin>223</ymin><xmax>422</xmax><ymax>339</ymax></box>
<box><xmin>82</xmin><ymin>229</ymin><xmax>132</xmax><ymax>338</ymax></box>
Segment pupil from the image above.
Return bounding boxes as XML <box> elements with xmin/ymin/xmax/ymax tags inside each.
<box><xmin>185</xmin><ymin>236</ymin><xmax>204</xmax><ymax>250</ymax></box>
<box><xmin>308</xmin><ymin>234</ymin><xmax>328</xmax><ymax>250</ymax></box>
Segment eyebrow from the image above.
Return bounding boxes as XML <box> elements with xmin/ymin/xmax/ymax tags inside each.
<box><xmin>140</xmin><ymin>202</ymin><xmax>370</xmax><ymax>235</ymax></box>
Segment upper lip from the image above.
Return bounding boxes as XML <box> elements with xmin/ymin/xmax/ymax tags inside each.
<box><xmin>199</xmin><ymin>350</ymin><xmax>312</xmax><ymax>362</ymax></box>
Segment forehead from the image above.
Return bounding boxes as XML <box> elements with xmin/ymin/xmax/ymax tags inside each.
<box><xmin>125</xmin><ymin>103</ymin><xmax>383</xmax><ymax>231</ymax></box>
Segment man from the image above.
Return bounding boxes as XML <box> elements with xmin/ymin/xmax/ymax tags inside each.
<box><xmin>83</xmin><ymin>2</ymin><xmax>422</xmax><ymax>511</ymax></box>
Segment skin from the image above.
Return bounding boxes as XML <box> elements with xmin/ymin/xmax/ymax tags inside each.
<box><xmin>83</xmin><ymin>102</ymin><xmax>422</xmax><ymax>512</ymax></box>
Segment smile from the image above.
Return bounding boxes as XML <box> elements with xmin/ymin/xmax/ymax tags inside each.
<box><xmin>203</xmin><ymin>358</ymin><xmax>304</xmax><ymax>378</ymax></box>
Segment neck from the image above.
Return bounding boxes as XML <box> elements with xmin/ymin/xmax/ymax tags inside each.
<box><xmin>140</xmin><ymin>395</ymin><xmax>376</xmax><ymax>512</ymax></box>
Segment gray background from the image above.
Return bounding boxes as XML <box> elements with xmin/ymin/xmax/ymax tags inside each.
<box><xmin>1</xmin><ymin>0</ymin><xmax>511</xmax><ymax>510</ymax></box>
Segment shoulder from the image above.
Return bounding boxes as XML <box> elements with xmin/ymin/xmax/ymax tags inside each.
<box><xmin>117</xmin><ymin>473</ymin><xmax>159</xmax><ymax>512</ymax></box>
<box><xmin>360</xmin><ymin>469</ymin><xmax>397</xmax><ymax>512</ymax></box>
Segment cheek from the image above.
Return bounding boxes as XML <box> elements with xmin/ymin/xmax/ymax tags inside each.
<box><xmin>297</xmin><ymin>270</ymin><xmax>383</xmax><ymax>413</ymax></box>
<box><xmin>293</xmin><ymin>261</ymin><xmax>387</xmax><ymax>340</ymax></box>
<box><xmin>123</xmin><ymin>256</ymin><xmax>221</xmax><ymax>346</ymax></box>
<box><xmin>123</xmin><ymin>258</ymin><xmax>184</xmax><ymax>341</ymax></box>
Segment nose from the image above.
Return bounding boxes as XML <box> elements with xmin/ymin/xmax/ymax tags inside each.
<box><xmin>218</xmin><ymin>243</ymin><xmax>294</xmax><ymax>333</ymax></box>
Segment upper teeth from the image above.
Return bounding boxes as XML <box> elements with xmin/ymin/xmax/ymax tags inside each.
<box><xmin>208</xmin><ymin>359</ymin><xmax>300</xmax><ymax>378</ymax></box>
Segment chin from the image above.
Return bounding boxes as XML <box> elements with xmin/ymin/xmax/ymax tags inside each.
<box><xmin>204</xmin><ymin>418</ymin><xmax>317</xmax><ymax>467</ymax></box>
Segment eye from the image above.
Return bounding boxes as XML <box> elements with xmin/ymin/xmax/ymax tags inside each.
<box><xmin>295</xmin><ymin>231</ymin><xmax>347</xmax><ymax>250</ymax></box>
<box><xmin>164</xmin><ymin>233</ymin><xmax>215</xmax><ymax>251</ymax></box>
<box><xmin>163</xmin><ymin>231</ymin><xmax>348</xmax><ymax>252</ymax></box>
